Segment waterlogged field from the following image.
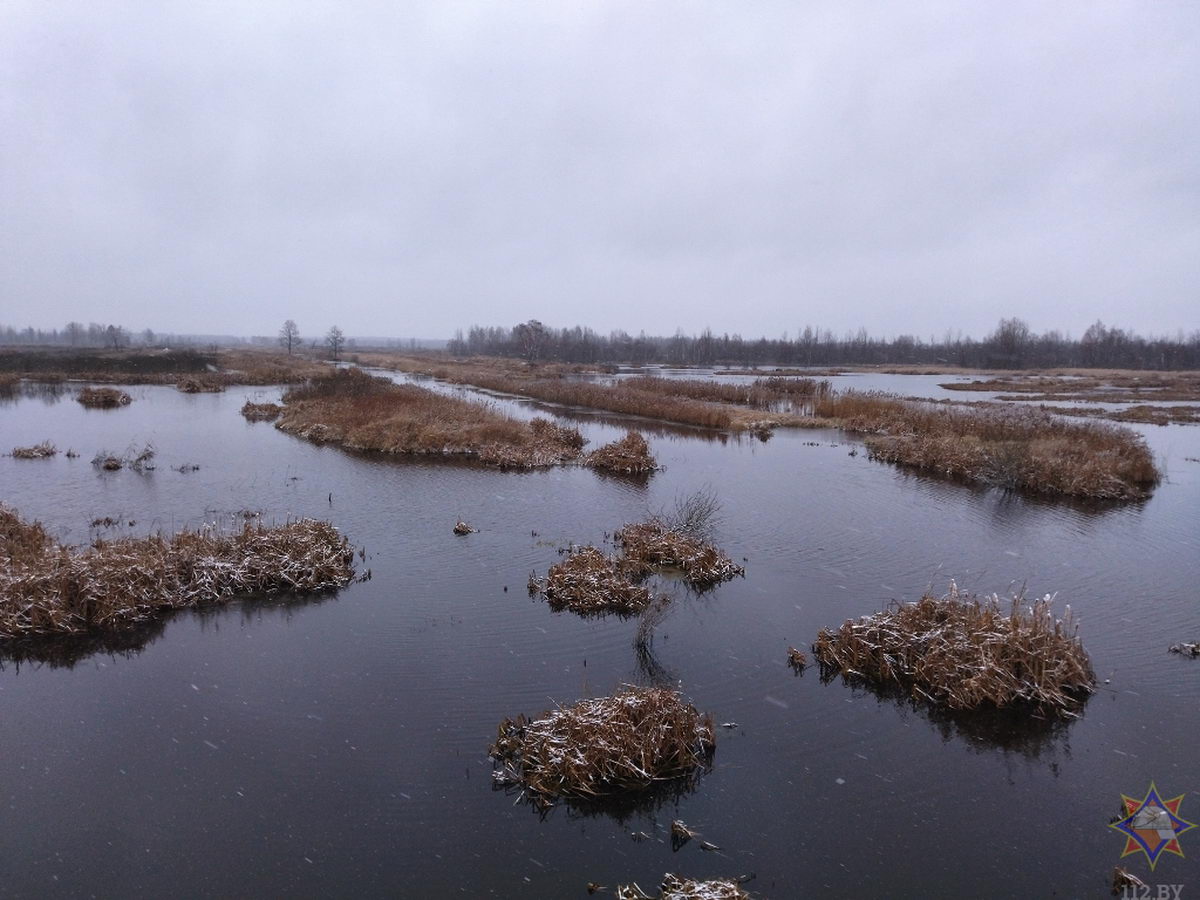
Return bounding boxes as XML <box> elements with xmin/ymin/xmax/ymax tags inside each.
<box><xmin>1</xmin><ymin>377</ymin><xmax>1198</xmax><ymax>897</ymax></box>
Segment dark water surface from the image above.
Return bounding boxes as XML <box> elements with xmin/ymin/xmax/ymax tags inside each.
<box><xmin>1</xmin><ymin>381</ymin><xmax>1197</xmax><ymax>898</ymax></box>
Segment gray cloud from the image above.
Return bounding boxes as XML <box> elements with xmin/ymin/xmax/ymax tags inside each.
<box><xmin>2</xmin><ymin>1</ymin><xmax>1197</xmax><ymax>340</ymax></box>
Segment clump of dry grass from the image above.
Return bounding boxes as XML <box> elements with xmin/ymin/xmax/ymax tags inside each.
<box><xmin>240</xmin><ymin>401</ymin><xmax>283</xmax><ymax>421</ymax></box>
<box><xmin>616</xmin><ymin>874</ymin><xmax>751</xmax><ymax>900</ymax></box>
<box><xmin>489</xmin><ymin>685</ymin><xmax>714</xmax><ymax>805</ymax></box>
<box><xmin>277</xmin><ymin>368</ymin><xmax>586</xmax><ymax>468</ymax></box>
<box><xmin>616</xmin><ymin>521</ymin><xmax>744</xmax><ymax>590</ymax></box>
<box><xmin>543</xmin><ymin>546</ymin><xmax>653</xmax><ymax>614</ymax></box>
<box><xmin>0</xmin><ymin>505</ymin><xmax>354</xmax><ymax>638</ymax></box>
<box><xmin>11</xmin><ymin>441</ymin><xmax>57</xmax><ymax>459</ymax></box>
<box><xmin>811</xmin><ymin>390</ymin><xmax>1159</xmax><ymax>500</ymax></box>
<box><xmin>77</xmin><ymin>387</ymin><xmax>131</xmax><ymax>408</ymax></box>
<box><xmin>585</xmin><ymin>431</ymin><xmax>657</xmax><ymax>474</ymax></box>
<box><xmin>177</xmin><ymin>376</ymin><xmax>225</xmax><ymax>393</ymax></box>
<box><xmin>813</xmin><ymin>584</ymin><xmax>1095</xmax><ymax>715</ymax></box>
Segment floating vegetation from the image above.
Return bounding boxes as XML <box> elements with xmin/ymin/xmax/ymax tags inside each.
<box><xmin>813</xmin><ymin>584</ymin><xmax>1095</xmax><ymax>715</ymax></box>
<box><xmin>240</xmin><ymin>401</ymin><xmax>283</xmax><ymax>421</ymax></box>
<box><xmin>585</xmin><ymin>431</ymin><xmax>657</xmax><ymax>474</ymax></box>
<box><xmin>1169</xmin><ymin>641</ymin><xmax>1199</xmax><ymax>658</ymax></box>
<box><xmin>615</xmin><ymin>873</ymin><xmax>751</xmax><ymax>900</ymax></box>
<box><xmin>787</xmin><ymin>646</ymin><xmax>807</xmax><ymax>670</ymax></box>
<box><xmin>176</xmin><ymin>376</ymin><xmax>225</xmax><ymax>393</ymax></box>
<box><xmin>77</xmin><ymin>387</ymin><xmax>132</xmax><ymax>408</ymax></box>
<box><xmin>543</xmin><ymin>546</ymin><xmax>653</xmax><ymax>615</ymax></box>
<box><xmin>453</xmin><ymin>520</ymin><xmax>477</xmax><ymax>535</ymax></box>
<box><xmin>91</xmin><ymin>444</ymin><xmax>155</xmax><ymax>472</ymax></box>
<box><xmin>11</xmin><ymin>441</ymin><xmax>57</xmax><ymax>459</ymax></box>
<box><xmin>489</xmin><ymin>685</ymin><xmax>715</xmax><ymax>806</ymax></box>
<box><xmin>811</xmin><ymin>391</ymin><xmax>1159</xmax><ymax>500</ymax></box>
<box><xmin>276</xmin><ymin>368</ymin><xmax>586</xmax><ymax>468</ymax></box>
<box><xmin>1111</xmin><ymin>866</ymin><xmax>1147</xmax><ymax>894</ymax></box>
<box><xmin>0</xmin><ymin>505</ymin><xmax>354</xmax><ymax>638</ymax></box>
<box><xmin>616</xmin><ymin>521</ymin><xmax>744</xmax><ymax>590</ymax></box>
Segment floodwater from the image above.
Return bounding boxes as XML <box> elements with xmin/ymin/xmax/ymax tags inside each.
<box><xmin>0</xmin><ymin>378</ymin><xmax>1197</xmax><ymax>898</ymax></box>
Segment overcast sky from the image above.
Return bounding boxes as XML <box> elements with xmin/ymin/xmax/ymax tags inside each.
<box><xmin>2</xmin><ymin>1</ymin><xmax>1197</xmax><ymax>341</ymax></box>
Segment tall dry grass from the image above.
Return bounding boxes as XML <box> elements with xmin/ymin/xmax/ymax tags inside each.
<box><xmin>77</xmin><ymin>387</ymin><xmax>132</xmax><ymax>408</ymax></box>
<box><xmin>277</xmin><ymin>368</ymin><xmax>585</xmax><ymax>467</ymax></box>
<box><xmin>0</xmin><ymin>506</ymin><xmax>354</xmax><ymax>638</ymax></box>
<box><xmin>813</xmin><ymin>584</ymin><xmax>1095</xmax><ymax>715</ymax></box>
<box><xmin>812</xmin><ymin>390</ymin><xmax>1158</xmax><ymax>500</ymax></box>
<box><xmin>489</xmin><ymin>685</ymin><xmax>714</xmax><ymax>805</ymax></box>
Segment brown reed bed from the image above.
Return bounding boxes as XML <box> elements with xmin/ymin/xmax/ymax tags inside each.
<box><xmin>810</xmin><ymin>390</ymin><xmax>1159</xmax><ymax>500</ymax></box>
<box><xmin>240</xmin><ymin>401</ymin><xmax>283</xmax><ymax>421</ymax></box>
<box><xmin>275</xmin><ymin>368</ymin><xmax>585</xmax><ymax>468</ymax></box>
<box><xmin>542</xmin><ymin>546</ymin><xmax>653</xmax><ymax>615</ymax></box>
<box><xmin>1032</xmin><ymin>403</ymin><xmax>1200</xmax><ymax>427</ymax></box>
<box><xmin>943</xmin><ymin>371</ymin><xmax>1200</xmax><ymax>403</ymax></box>
<box><xmin>11</xmin><ymin>441</ymin><xmax>57</xmax><ymax>459</ymax></box>
<box><xmin>813</xmin><ymin>584</ymin><xmax>1095</xmax><ymax>715</ymax></box>
<box><xmin>1</xmin><ymin>349</ymin><xmax>329</xmax><ymax>387</ymax></box>
<box><xmin>177</xmin><ymin>376</ymin><xmax>225</xmax><ymax>393</ymax></box>
<box><xmin>535</xmin><ymin>504</ymin><xmax>741</xmax><ymax>616</ymax></box>
<box><xmin>616</xmin><ymin>521</ymin><xmax>745</xmax><ymax>590</ymax></box>
<box><xmin>362</xmin><ymin>355</ymin><xmax>804</xmax><ymax>430</ymax></box>
<box><xmin>585</xmin><ymin>431</ymin><xmax>657</xmax><ymax>474</ymax></box>
<box><xmin>77</xmin><ymin>386</ymin><xmax>132</xmax><ymax>408</ymax></box>
<box><xmin>615</xmin><ymin>874</ymin><xmax>751</xmax><ymax>900</ymax></box>
<box><xmin>0</xmin><ymin>373</ymin><xmax>19</xmax><ymax>392</ymax></box>
<box><xmin>0</xmin><ymin>505</ymin><xmax>354</xmax><ymax>638</ymax></box>
<box><xmin>489</xmin><ymin>685</ymin><xmax>715</xmax><ymax>806</ymax></box>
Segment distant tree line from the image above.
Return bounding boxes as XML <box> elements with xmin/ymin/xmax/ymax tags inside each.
<box><xmin>449</xmin><ymin>318</ymin><xmax>1200</xmax><ymax>370</ymax></box>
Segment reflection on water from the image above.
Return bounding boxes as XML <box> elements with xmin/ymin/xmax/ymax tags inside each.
<box><xmin>816</xmin><ymin>666</ymin><xmax>1080</xmax><ymax>760</ymax></box>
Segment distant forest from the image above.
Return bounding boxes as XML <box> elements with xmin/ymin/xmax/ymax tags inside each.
<box><xmin>3</xmin><ymin>317</ymin><xmax>1197</xmax><ymax>370</ymax></box>
<box><xmin>451</xmin><ymin>318</ymin><xmax>1200</xmax><ymax>370</ymax></box>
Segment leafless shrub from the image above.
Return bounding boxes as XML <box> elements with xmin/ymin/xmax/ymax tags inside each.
<box><xmin>660</xmin><ymin>489</ymin><xmax>721</xmax><ymax>540</ymax></box>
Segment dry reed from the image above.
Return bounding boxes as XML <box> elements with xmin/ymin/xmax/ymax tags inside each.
<box><xmin>276</xmin><ymin>368</ymin><xmax>586</xmax><ymax>468</ymax></box>
<box><xmin>177</xmin><ymin>376</ymin><xmax>225</xmax><ymax>393</ymax></box>
<box><xmin>813</xmin><ymin>584</ymin><xmax>1095</xmax><ymax>715</ymax></box>
<box><xmin>812</xmin><ymin>390</ymin><xmax>1159</xmax><ymax>500</ymax></box>
<box><xmin>77</xmin><ymin>387</ymin><xmax>131</xmax><ymax>408</ymax></box>
<box><xmin>0</xmin><ymin>505</ymin><xmax>354</xmax><ymax>638</ymax></box>
<box><xmin>543</xmin><ymin>547</ymin><xmax>653</xmax><ymax>614</ymax></box>
<box><xmin>11</xmin><ymin>441</ymin><xmax>57</xmax><ymax>459</ymax></box>
<box><xmin>240</xmin><ymin>401</ymin><xmax>283</xmax><ymax>421</ymax></box>
<box><xmin>585</xmin><ymin>431</ymin><xmax>657</xmax><ymax>474</ymax></box>
<box><xmin>616</xmin><ymin>521</ymin><xmax>745</xmax><ymax>590</ymax></box>
<box><xmin>616</xmin><ymin>874</ymin><xmax>751</xmax><ymax>900</ymax></box>
<box><xmin>489</xmin><ymin>685</ymin><xmax>714</xmax><ymax>805</ymax></box>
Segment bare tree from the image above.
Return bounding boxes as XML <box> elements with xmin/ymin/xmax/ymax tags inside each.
<box><xmin>513</xmin><ymin>319</ymin><xmax>548</xmax><ymax>362</ymax></box>
<box><xmin>105</xmin><ymin>324</ymin><xmax>125</xmax><ymax>349</ymax></box>
<box><xmin>279</xmin><ymin>319</ymin><xmax>301</xmax><ymax>355</ymax></box>
<box><xmin>326</xmin><ymin>325</ymin><xmax>345</xmax><ymax>360</ymax></box>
